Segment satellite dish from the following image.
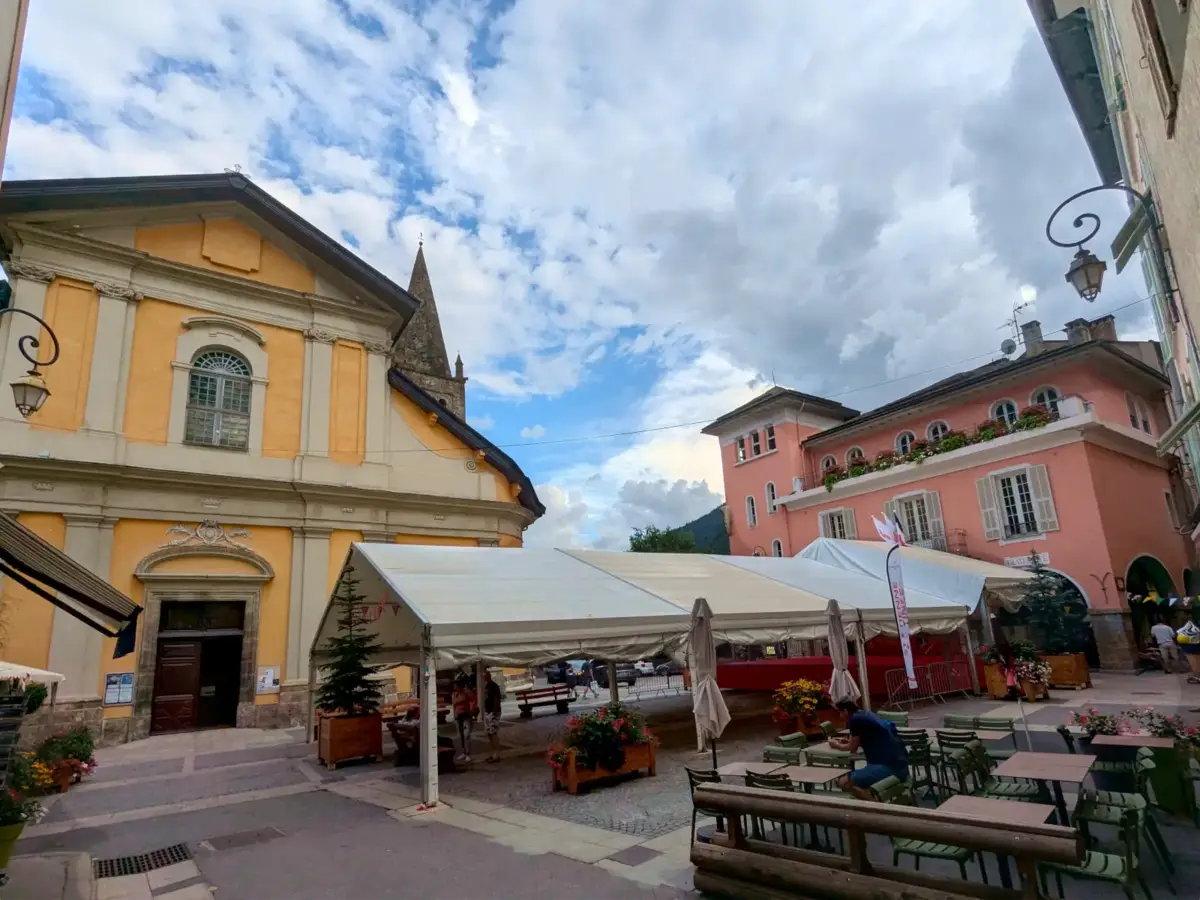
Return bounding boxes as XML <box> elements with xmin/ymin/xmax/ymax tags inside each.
<box><xmin>1000</xmin><ymin>338</ymin><xmax>1017</xmax><ymax>356</ymax></box>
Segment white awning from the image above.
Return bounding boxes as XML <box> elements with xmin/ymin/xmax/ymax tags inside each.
<box><xmin>311</xmin><ymin>545</ymin><xmax>691</xmax><ymax>669</ymax></box>
<box><xmin>796</xmin><ymin>538</ymin><xmax>1034</xmax><ymax>612</ymax></box>
<box><xmin>0</xmin><ymin>661</ymin><xmax>64</xmax><ymax>685</ymax></box>
<box><xmin>716</xmin><ymin>554</ymin><xmax>968</xmax><ymax>638</ymax></box>
<box><xmin>312</xmin><ymin>544</ymin><xmax>974</xmax><ymax>670</ymax></box>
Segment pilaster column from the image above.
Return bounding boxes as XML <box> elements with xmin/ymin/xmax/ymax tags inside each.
<box><xmin>47</xmin><ymin>514</ymin><xmax>116</xmax><ymax>700</ymax></box>
<box><xmin>364</xmin><ymin>341</ymin><xmax>389</xmax><ymax>465</ymax></box>
<box><xmin>0</xmin><ymin>263</ymin><xmax>53</xmax><ymax>422</ymax></box>
<box><xmin>84</xmin><ymin>283</ymin><xmax>142</xmax><ymax>433</ymax></box>
<box><xmin>286</xmin><ymin>526</ymin><xmax>331</xmax><ymax>681</ymax></box>
<box><xmin>301</xmin><ymin>329</ymin><xmax>335</xmax><ymax>457</ymax></box>
<box><xmin>361</xmin><ymin>530</ymin><xmax>392</xmax><ymax>543</ymax></box>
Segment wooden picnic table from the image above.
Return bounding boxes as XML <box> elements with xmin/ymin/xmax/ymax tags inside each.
<box><xmin>1089</xmin><ymin>733</ymin><xmax>1176</xmax><ymax>749</ymax></box>
<box><xmin>993</xmin><ymin>751</ymin><xmax>1095</xmax><ymax>825</ymax></box>
<box><xmin>717</xmin><ymin>761</ymin><xmax>784</xmax><ymax>777</ymax></box>
<box><xmin>937</xmin><ymin>795</ymin><xmax>1057</xmax><ymax>889</ymax></box>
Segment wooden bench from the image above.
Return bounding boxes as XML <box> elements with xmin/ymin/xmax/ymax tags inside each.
<box><xmin>691</xmin><ymin>782</ymin><xmax>1083</xmax><ymax>899</ymax></box>
<box><xmin>516</xmin><ymin>684</ymin><xmax>576</xmax><ymax>718</ymax></box>
<box><xmin>381</xmin><ymin>698</ymin><xmax>450</xmax><ymax>725</ymax></box>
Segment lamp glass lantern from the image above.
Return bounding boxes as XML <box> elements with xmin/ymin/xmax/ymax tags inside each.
<box><xmin>1065</xmin><ymin>247</ymin><xmax>1107</xmax><ymax>302</ymax></box>
<box><xmin>11</xmin><ymin>370</ymin><xmax>49</xmax><ymax>418</ymax></box>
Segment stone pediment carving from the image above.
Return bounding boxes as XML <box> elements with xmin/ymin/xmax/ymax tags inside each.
<box><xmin>161</xmin><ymin>520</ymin><xmax>250</xmax><ymax>549</ymax></box>
<box><xmin>182</xmin><ymin>315</ymin><xmax>267</xmax><ymax>347</ymax></box>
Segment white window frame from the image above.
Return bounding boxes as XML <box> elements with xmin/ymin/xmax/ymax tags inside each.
<box><xmin>750</xmin><ymin>431</ymin><xmax>762</xmax><ymax>456</ymax></box>
<box><xmin>884</xmin><ymin>490</ymin><xmax>944</xmax><ymax>546</ymax></box>
<box><xmin>895</xmin><ymin>430</ymin><xmax>916</xmax><ymax>455</ymax></box>
<box><xmin>792</xmin><ymin>476</ymin><xmax>803</xmax><ymax>494</ymax></box>
<box><xmin>926</xmin><ymin>420</ymin><xmax>949</xmax><ymax>442</ymax></box>
<box><xmin>1125</xmin><ymin>392</ymin><xmax>1153</xmax><ymax>434</ymax></box>
<box><xmin>168</xmin><ymin>317</ymin><xmax>269</xmax><ymax>456</ymax></box>
<box><xmin>990</xmin><ymin>399</ymin><xmax>1019</xmax><ymax>426</ymax></box>
<box><xmin>765</xmin><ymin>481</ymin><xmax>778</xmax><ymax>515</ymax></box>
<box><xmin>820</xmin><ymin>454</ymin><xmax>838</xmax><ymax>472</ymax></box>
<box><xmin>736</xmin><ymin>436</ymin><xmax>746</xmax><ymax>463</ymax></box>
<box><xmin>846</xmin><ymin>446</ymin><xmax>865</xmax><ymax>466</ymax></box>
<box><xmin>1029</xmin><ymin>385</ymin><xmax>1061</xmax><ymax>415</ymax></box>
<box><xmin>771</xmin><ymin>539</ymin><xmax>783</xmax><ymax>557</ymax></box>
<box><xmin>745</xmin><ymin>495</ymin><xmax>758</xmax><ymax>528</ymax></box>
<box><xmin>975</xmin><ymin>463</ymin><xmax>1060</xmax><ymax>543</ymax></box>
<box><xmin>818</xmin><ymin>507</ymin><xmax>857</xmax><ymax>540</ymax></box>
<box><xmin>765</xmin><ymin>423</ymin><xmax>777</xmax><ymax>451</ymax></box>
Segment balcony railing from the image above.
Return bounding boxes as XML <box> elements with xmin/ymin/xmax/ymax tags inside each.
<box><xmin>907</xmin><ymin>528</ymin><xmax>947</xmax><ymax>552</ymax></box>
<box><xmin>1002</xmin><ymin>520</ymin><xmax>1041</xmax><ymax>540</ymax></box>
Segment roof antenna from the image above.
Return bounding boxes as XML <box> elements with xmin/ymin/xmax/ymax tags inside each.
<box><xmin>999</xmin><ymin>297</ymin><xmax>1035</xmax><ymax>356</ymax></box>
<box><xmin>418</xmin><ymin>231</ymin><xmax>424</xmax><ymax>248</ymax></box>
<box><xmin>770</xmin><ymin>370</ymin><xmax>778</xmax><ymax>387</ymax></box>
<box><xmin>223</xmin><ymin>164</ymin><xmax>243</xmax><ymax>175</ymax></box>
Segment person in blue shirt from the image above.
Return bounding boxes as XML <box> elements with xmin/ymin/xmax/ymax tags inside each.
<box><xmin>829</xmin><ymin>700</ymin><xmax>909</xmax><ymax>800</ymax></box>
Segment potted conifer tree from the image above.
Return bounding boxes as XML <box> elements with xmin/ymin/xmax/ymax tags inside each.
<box><xmin>1024</xmin><ymin>556</ymin><xmax>1092</xmax><ymax>689</ymax></box>
<box><xmin>316</xmin><ymin>568</ymin><xmax>385</xmax><ymax>770</ymax></box>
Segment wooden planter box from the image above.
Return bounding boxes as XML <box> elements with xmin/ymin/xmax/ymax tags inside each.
<box><xmin>982</xmin><ymin>664</ymin><xmax>1009</xmax><ymax>700</ymax></box>
<box><xmin>552</xmin><ymin>741</ymin><xmax>656</xmax><ymax>795</ymax></box>
<box><xmin>1046</xmin><ymin>653</ymin><xmax>1091</xmax><ymax>690</ymax></box>
<box><xmin>1019</xmin><ymin>679</ymin><xmax>1050</xmax><ymax>702</ymax></box>
<box><xmin>317</xmin><ymin>712</ymin><xmax>384</xmax><ymax>770</ymax></box>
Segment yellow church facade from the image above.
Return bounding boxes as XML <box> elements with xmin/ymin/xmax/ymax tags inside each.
<box><xmin>0</xmin><ymin>173</ymin><xmax>542</xmax><ymax>744</ymax></box>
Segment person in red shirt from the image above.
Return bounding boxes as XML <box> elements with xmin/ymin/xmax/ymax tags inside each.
<box><xmin>451</xmin><ymin>675</ymin><xmax>477</xmax><ymax>762</ymax></box>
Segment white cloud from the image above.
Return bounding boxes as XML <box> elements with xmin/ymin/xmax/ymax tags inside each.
<box><xmin>519</xmin><ymin>424</ymin><xmax>545</xmax><ymax>439</ymax></box>
<box><xmin>9</xmin><ymin>1</ymin><xmax>1143</xmax><ymax>547</ymax></box>
<box><xmin>470</xmin><ymin>414</ymin><xmax>496</xmax><ymax>431</ymax></box>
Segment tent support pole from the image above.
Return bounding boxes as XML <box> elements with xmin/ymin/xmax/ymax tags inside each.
<box><xmin>419</xmin><ymin>635</ymin><xmax>439</xmax><ymax>808</ymax></box>
<box><xmin>306</xmin><ymin>660</ymin><xmax>316</xmax><ymax>742</ymax></box>
<box><xmin>979</xmin><ymin>595</ymin><xmax>997</xmax><ymax>647</ymax></box>
<box><xmin>607</xmin><ymin>661</ymin><xmax>619</xmax><ymax>706</ymax></box>
<box><xmin>854</xmin><ymin>614</ymin><xmax>870</xmax><ymax>710</ymax></box>
<box><xmin>960</xmin><ymin>621</ymin><xmax>981</xmax><ymax>696</ymax></box>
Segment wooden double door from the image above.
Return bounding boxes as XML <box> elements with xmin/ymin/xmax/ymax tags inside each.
<box><xmin>151</xmin><ymin>634</ymin><xmax>244</xmax><ymax>734</ymax></box>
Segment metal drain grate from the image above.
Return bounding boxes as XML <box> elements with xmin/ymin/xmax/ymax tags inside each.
<box><xmin>93</xmin><ymin>844</ymin><xmax>192</xmax><ymax>879</ymax></box>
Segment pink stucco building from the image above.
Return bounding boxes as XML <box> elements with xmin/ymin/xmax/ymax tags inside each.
<box><xmin>703</xmin><ymin>315</ymin><xmax>1195</xmax><ymax>668</ymax></box>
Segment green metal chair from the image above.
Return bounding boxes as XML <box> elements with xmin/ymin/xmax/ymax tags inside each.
<box><xmin>880</xmin><ymin>777</ymin><xmax>988</xmax><ymax>883</ymax></box>
<box><xmin>745</xmin><ymin>771</ymin><xmax>798</xmax><ymax>845</ymax></box>
<box><xmin>1057</xmin><ymin>725</ymin><xmax>1136</xmax><ymax>781</ymax></box>
<box><xmin>1075</xmin><ymin>751</ymin><xmax>1174</xmax><ymax>890</ymax></box>
<box><xmin>967</xmin><ymin>741</ymin><xmax>1042</xmax><ymax>802</ymax></box>
<box><xmin>933</xmin><ymin>729</ymin><xmax>979</xmax><ymax>795</ymax></box>
<box><xmin>685</xmin><ymin>766</ymin><xmax>723</xmax><ymax>846</ymax></box>
<box><xmin>975</xmin><ymin>716</ymin><xmax>1019</xmax><ymax>761</ymax></box>
<box><xmin>1040</xmin><ymin>808</ymin><xmax>1153</xmax><ymax>900</ymax></box>
<box><xmin>896</xmin><ymin>727</ymin><xmax>939</xmax><ymax>801</ymax></box>
<box><xmin>942</xmin><ymin>714</ymin><xmax>978</xmax><ymax>730</ymax></box>
<box><xmin>878</xmin><ymin>709</ymin><xmax>910</xmax><ymax>727</ymax></box>
<box><xmin>762</xmin><ymin>730</ymin><xmax>808</xmax><ymax>765</ymax></box>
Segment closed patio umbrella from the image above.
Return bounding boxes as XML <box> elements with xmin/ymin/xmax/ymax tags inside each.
<box><xmin>827</xmin><ymin>599</ymin><xmax>862</xmax><ymax>706</ymax></box>
<box><xmin>690</xmin><ymin>597</ymin><xmax>731</xmax><ymax>770</ymax></box>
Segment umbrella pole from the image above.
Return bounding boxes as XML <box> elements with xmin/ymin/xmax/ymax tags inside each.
<box><xmin>710</xmin><ymin>737</ymin><xmax>718</xmax><ymax>770</ymax></box>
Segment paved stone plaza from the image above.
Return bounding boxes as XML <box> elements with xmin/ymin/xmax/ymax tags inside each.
<box><xmin>8</xmin><ymin>671</ymin><xmax>1200</xmax><ymax>899</ymax></box>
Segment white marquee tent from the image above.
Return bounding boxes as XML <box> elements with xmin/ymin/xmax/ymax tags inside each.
<box><xmin>309</xmin><ymin>543</ymin><xmax>983</xmax><ymax>806</ymax></box>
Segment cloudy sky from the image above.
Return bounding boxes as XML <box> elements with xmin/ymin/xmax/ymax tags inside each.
<box><xmin>8</xmin><ymin>1</ymin><xmax>1155</xmax><ymax>547</ymax></box>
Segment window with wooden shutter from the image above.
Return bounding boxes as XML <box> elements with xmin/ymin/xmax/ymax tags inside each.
<box><xmin>924</xmin><ymin>491</ymin><xmax>944</xmax><ymax>542</ymax></box>
<box><xmin>766</xmin><ymin>482</ymin><xmax>777</xmax><ymax>514</ymax></box>
<box><xmin>746</xmin><ymin>496</ymin><xmax>758</xmax><ymax>527</ymax></box>
<box><xmin>842</xmin><ymin>509</ymin><xmax>858</xmax><ymax>540</ymax></box>
<box><xmin>1133</xmin><ymin>0</ymin><xmax>1179</xmax><ymax>136</ymax></box>
<box><xmin>1027</xmin><ymin>464</ymin><xmax>1060</xmax><ymax>532</ymax></box>
<box><xmin>883</xmin><ymin>499</ymin><xmax>898</xmax><ymax>527</ymax></box>
<box><xmin>819</xmin><ymin>509</ymin><xmax>849</xmax><ymax>540</ymax></box>
<box><xmin>976</xmin><ymin>476</ymin><xmax>1003</xmax><ymax>542</ymax></box>
<box><xmin>771</xmin><ymin>539</ymin><xmax>783</xmax><ymax>557</ymax></box>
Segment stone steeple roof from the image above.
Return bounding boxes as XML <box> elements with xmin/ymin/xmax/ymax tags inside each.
<box><xmin>393</xmin><ymin>241</ymin><xmax>467</xmax><ymax>417</ymax></box>
<box><xmin>395</xmin><ymin>241</ymin><xmax>452</xmax><ymax>378</ymax></box>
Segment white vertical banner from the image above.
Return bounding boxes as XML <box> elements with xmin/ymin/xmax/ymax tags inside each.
<box><xmin>884</xmin><ymin>540</ymin><xmax>918</xmax><ymax>690</ymax></box>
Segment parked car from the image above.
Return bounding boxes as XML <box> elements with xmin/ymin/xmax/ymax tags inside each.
<box><xmin>633</xmin><ymin>660</ymin><xmax>656</xmax><ymax>676</ymax></box>
<box><xmin>655</xmin><ymin>657</ymin><xmax>684</xmax><ymax>677</ymax></box>
<box><xmin>590</xmin><ymin>659</ymin><xmax>638</xmax><ymax>688</ymax></box>
<box><xmin>544</xmin><ymin>660</ymin><xmax>586</xmax><ymax>685</ymax></box>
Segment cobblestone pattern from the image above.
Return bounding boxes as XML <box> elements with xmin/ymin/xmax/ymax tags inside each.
<box><xmin>397</xmin><ymin>719</ymin><xmax>781</xmax><ymax>839</ymax></box>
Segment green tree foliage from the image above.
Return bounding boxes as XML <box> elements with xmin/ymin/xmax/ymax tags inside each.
<box><xmin>315</xmin><ymin>568</ymin><xmax>383</xmax><ymax>715</ymax></box>
<box><xmin>629</xmin><ymin>524</ymin><xmax>698</xmax><ymax>553</ymax></box>
<box><xmin>1024</xmin><ymin>555</ymin><xmax>1090</xmax><ymax>655</ymax></box>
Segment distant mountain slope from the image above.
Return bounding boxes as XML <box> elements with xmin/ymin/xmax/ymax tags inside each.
<box><xmin>680</xmin><ymin>506</ymin><xmax>729</xmax><ymax>554</ymax></box>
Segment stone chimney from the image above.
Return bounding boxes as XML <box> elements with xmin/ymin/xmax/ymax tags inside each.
<box><xmin>1020</xmin><ymin>320</ymin><xmax>1044</xmax><ymax>355</ymax></box>
<box><xmin>1088</xmin><ymin>314</ymin><xmax>1118</xmax><ymax>342</ymax></box>
<box><xmin>1065</xmin><ymin>318</ymin><xmax>1092</xmax><ymax>345</ymax></box>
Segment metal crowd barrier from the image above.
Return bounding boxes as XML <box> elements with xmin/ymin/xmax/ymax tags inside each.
<box><xmin>883</xmin><ymin>660</ymin><xmax>975</xmax><ymax>709</ymax></box>
<box><xmin>621</xmin><ymin>673</ymin><xmax>687</xmax><ymax>699</ymax></box>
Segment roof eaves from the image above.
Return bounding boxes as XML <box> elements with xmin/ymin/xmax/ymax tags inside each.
<box><xmin>0</xmin><ymin>174</ymin><xmax>420</xmax><ymax>321</ymax></box>
<box><xmin>386</xmin><ymin>368</ymin><xmax>545</xmax><ymax>518</ymax></box>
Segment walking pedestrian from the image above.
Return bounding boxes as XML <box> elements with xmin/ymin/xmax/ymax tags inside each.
<box><xmin>452</xmin><ymin>675</ymin><xmax>477</xmax><ymax>762</ymax></box>
<box><xmin>580</xmin><ymin>660</ymin><xmax>598</xmax><ymax>699</ymax></box>
<box><xmin>1151</xmin><ymin>620</ymin><xmax>1182</xmax><ymax>673</ymax></box>
<box><xmin>482</xmin><ymin>669</ymin><xmax>502</xmax><ymax>763</ymax></box>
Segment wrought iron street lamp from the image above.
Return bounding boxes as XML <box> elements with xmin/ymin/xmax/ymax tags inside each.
<box><xmin>0</xmin><ymin>300</ymin><xmax>60</xmax><ymax>417</ymax></box>
<box><xmin>1045</xmin><ymin>183</ymin><xmax>1159</xmax><ymax>303</ymax></box>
